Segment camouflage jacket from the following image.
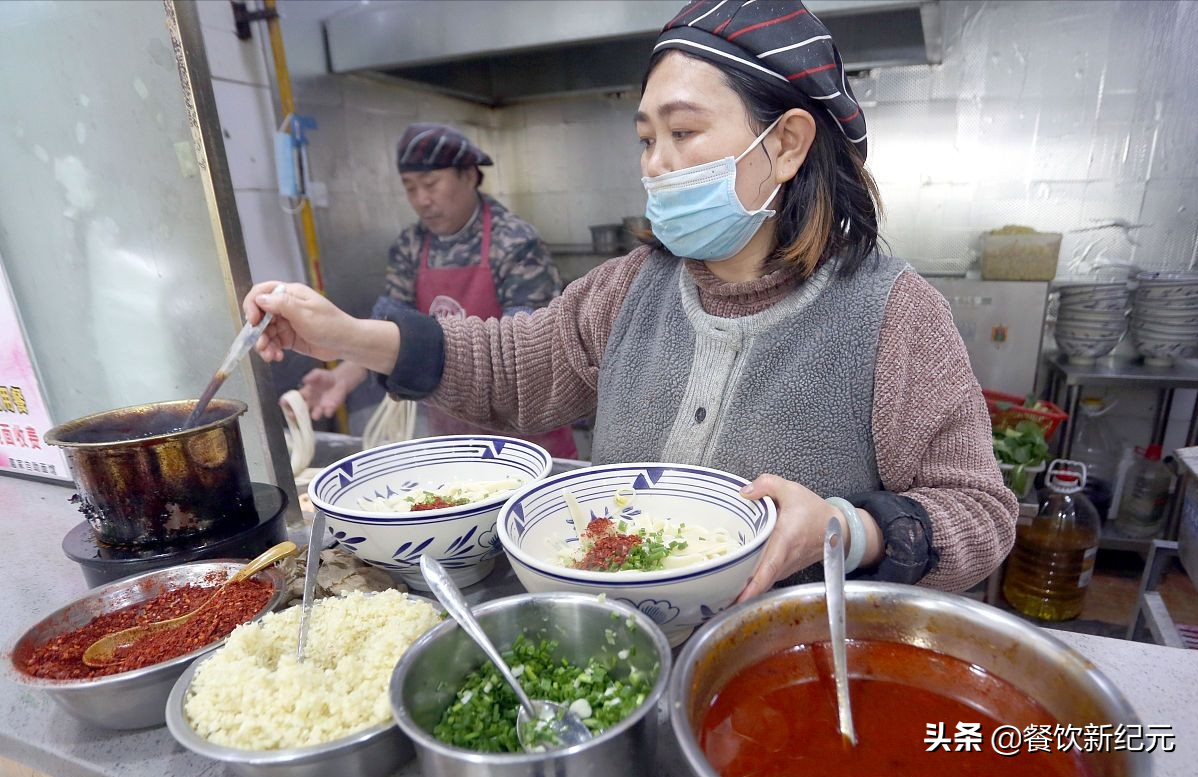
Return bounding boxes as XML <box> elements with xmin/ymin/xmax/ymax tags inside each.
<box><xmin>379</xmin><ymin>194</ymin><xmax>560</xmax><ymax>318</ymax></box>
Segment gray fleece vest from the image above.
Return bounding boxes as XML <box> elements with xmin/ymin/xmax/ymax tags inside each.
<box><xmin>591</xmin><ymin>252</ymin><xmax>908</xmax><ymax>498</ymax></box>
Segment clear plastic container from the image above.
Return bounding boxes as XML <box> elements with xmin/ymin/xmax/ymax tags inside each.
<box><xmin>1113</xmin><ymin>445</ymin><xmax>1173</xmax><ymax>538</ymax></box>
<box><xmin>1073</xmin><ymin>398</ymin><xmax>1121</xmax><ymax>519</ymax></box>
<box><xmin>1003</xmin><ymin>460</ymin><xmax>1101</xmax><ymax>621</ymax></box>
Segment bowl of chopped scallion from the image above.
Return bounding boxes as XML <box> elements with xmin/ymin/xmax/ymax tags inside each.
<box><xmin>389</xmin><ymin>592</ymin><xmax>670</xmax><ymax>775</ymax></box>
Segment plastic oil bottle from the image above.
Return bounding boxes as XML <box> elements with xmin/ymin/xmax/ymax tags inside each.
<box><xmin>1003</xmin><ymin>460</ymin><xmax>1101</xmax><ymax>621</ymax></box>
<box><xmin>1113</xmin><ymin>445</ymin><xmax>1173</xmax><ymax>538</ymax></box>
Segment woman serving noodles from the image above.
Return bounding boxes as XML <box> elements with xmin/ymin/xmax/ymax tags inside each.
<box><xmin>244</xmin><ymin>0</ymin><xmax>1016</xmax><ymax>598</ymax></box>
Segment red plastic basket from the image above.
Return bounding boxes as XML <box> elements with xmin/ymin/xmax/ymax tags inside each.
<box><xmin>984</xmin><ymin>389</ymin><xmax>1069</xmax><ymax>439</ymax></box>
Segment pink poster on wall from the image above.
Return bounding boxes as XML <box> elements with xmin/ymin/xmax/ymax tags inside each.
<box><xmin>0</xmin><ymin>257</ymin><xmax>70</xmax><ymax>481</ymax></box>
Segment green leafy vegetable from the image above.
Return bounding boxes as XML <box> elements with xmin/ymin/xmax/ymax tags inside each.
<box><xmin>618</xmin><ymin>528</ymin><xmax>688</xmax><ymax>572</ymax></box>
<box><xmin>992</xmin><ymin>419</ymin><xmax>1050</xmax><ymax>494</ymax></box>
<box><xmin>433</xmin><ymin>635</ymin><xmax>653</xmax><ymax>753</ymax></box>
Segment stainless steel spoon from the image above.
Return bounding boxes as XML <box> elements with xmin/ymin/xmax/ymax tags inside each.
<box><xmin>419</xmin><ymin>555</ymin><xmax>592</xmax><ymax>751</ymax></box>
<box><xmin>296</xmin><ymin>508</ymin><xmax>325</xmax><ymax>662</ymax></box>
<box><xmin>824</xmin><ymin>517</ymin><xmax>858</xmax><ymax>746</ymax></box>
<box><xmin>183</xmin><ymin>283</ymin><xmax>286</xmax><ymax>429</ymax></box>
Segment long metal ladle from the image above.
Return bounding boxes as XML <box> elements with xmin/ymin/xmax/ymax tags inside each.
<box><xmin>419</xmin><ymin>555</ymin><xmax>592</xmax><ymax>751</ymax></box>
<box><xmin>183</xmin><ymin>283</ymin><xmax>286</xmax><ymax>429</ymax></box>
<box><xmin>824</xmin><ymin>517</ymin><xmax>858</xmax><ymax>747</ymax></box>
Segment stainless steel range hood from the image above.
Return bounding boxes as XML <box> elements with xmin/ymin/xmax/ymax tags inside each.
<box><xmin>325</xmin><ymin>0</ymin><xmax>942</xmax><ymax>105</ymax></box>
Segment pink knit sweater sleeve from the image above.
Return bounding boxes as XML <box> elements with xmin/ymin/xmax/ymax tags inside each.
<box><xmin>872</xmin><ymin>271</ymin><xmax>1018</xmax><ymax>592</ymax></box>
<box><xmin>428</xmin><ymin>248</ymin><xmax>653</xmax><ymax>433</ymax></box>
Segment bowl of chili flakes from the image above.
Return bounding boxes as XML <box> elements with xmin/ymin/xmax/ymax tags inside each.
<box><xmin>5</xmin><ymin>560</ymin><xmax>287</xmax><ymax>730</ymax></box>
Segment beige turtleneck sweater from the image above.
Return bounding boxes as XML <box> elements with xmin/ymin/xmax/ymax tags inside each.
<box><xmin>430</xmin><ymin>247</ymin><xmax>1017</xmax><ymax>592</ymax></box>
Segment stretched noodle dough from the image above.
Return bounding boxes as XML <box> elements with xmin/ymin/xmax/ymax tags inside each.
<box><xmin>280</xmin><ymin>389</ymin><xmax>315</xmax><ymax>477</ymax></box>
<box><xmin>362</xmin><ymin>396</ymin><xmax>417</xmax><ymax>450</ymax></box>
<box><xmin>281</xmin><ymin>390</ymin><xmax>418</xmax><ymax>492</ymax></box>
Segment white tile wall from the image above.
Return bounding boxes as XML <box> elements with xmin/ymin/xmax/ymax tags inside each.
<box><xmin>210</xmin><ymin>80</ymin><xmax>279</xmax><ymax>191</ymax></box>
<box><xmin>233</xmin><ymin>189</ymin><xmax>306</xmax><ymax>282</ymax></box>
<box><xmin>201</xmin><ymin>9</ymin><xmax>305</xmax><ymax>284</ymax></box>
<box><xmin>201</xmin><ymin>22</ymin><xmax>270</xmax><ymax>87</ymax></box>
<box><xmin>195</xmin><ymin>0</ymin><xmax>238</xmax><ymax>34</ymax></box>
<box><xmin>853</xmin><ymin>0</ymin><xmax>1198</xmax><ymax>274</ymax></box>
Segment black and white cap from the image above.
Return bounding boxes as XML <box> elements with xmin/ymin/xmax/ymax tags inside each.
<box><xmin>655</xmin><ymin>1</ymin><xmax>867</xmax><ymax>158</ymax></box>
<box><xmin>396</xmin><ymin>123</ymin><xmax>494</xmax><ymax>173</ymax></box>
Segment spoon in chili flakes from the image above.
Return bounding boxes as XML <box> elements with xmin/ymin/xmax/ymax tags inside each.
<box><xmin>81</xmin><ymin>540</ymin><xmax>298</xmax><ymax>667</ymax></box>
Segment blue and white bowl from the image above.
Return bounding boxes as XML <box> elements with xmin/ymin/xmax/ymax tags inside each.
<box><xmin>1134</xmin><ymin>272</ymin><xmax>1198</xmax><ymax>303</ymax></box>
<box><xmin>1131</xmin><ymin>319</ymin><xmax>1198</xmax><ymax>338</ymax></box>
<box><xmin>1133</xmin><ymin>308</ymin><xmax>1198</xmax><ymax>326</ymax></box>
<box><xmin>1056</xmin><ymin>281</ymin><xmax>1128</xmax><ymax>293</ymax></box>
<box><xmin>1133</xmin><ymin>332</ymin><xmax>1198</xmax><ymax>365</ymax></box>
<box><xmin>1058</xmin><ymin>297</ymin><xmax>1129</xmax><ymax>314</ymax></box>
<box><xmin>1136</xmin><ymin>271</ymin><xmax>1198</xmax><ymax>285</ymax></box>
<box><xmin>1055</xmin><ymin>330</ymin><xmax>1122</xmax><ymax>363</ymax></box>
<box><xmin>497</xmin><ymin>463</ymin><xmax>777</xmax><ymax>647</ymax></box>
<box><xmin>309</xmin><ymin>436</ymin><xmax>552</xmax><ymax>590</ymax></box>
<box><xmin>1134</xmin><ymin>289</ymin><xmax>1198</xmax><ymax>311</ymax></box>
<box><xmin>1056</xmin><ymin>320</ymin><xmax>1126</xmax><ymax>337</ymax></box>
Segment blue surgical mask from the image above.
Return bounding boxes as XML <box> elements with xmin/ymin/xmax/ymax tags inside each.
<box><xmin>642</xmin><ymin>118</ymin><xmax>783</xmax><ymax>261</ymax></box>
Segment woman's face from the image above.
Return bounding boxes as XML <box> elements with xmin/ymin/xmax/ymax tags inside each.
<box><xmin>637</xmin><ymin>52</ymin><xmax>781</xmax><ymax>212</ymax></box>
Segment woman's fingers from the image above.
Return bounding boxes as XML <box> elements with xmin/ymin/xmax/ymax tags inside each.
<box><xmin>243</xmin><ymin>280</ymin><xmax>284</xmax><ymax>325</ymax></box>
<box><xmin>244</xmin><ymin>281</ymin><xmax>320</xmax><ymax>360</ymax></box>
<box><xmin>736</xmin><ymin>473</ymin><xmax>828</xmax><ymax>603</ymax></box>
<box><xmin>737</xmin><ymin>543</ymin><xmax>783</xmax><ymax>602</ymax></box>
<box><xmin>737</xmin><ymin>473</ymin><xmax>795</xmax><ymax>602</ymax></box>
<box><xmin>741</xmin><ymin>472</ymin><xmax>791</xmax><ymax>500</ymax></box>
<box><xmin>258</xmin><ymin>320</ymin><xmax>290</xmax><ymax>362</ymax></box>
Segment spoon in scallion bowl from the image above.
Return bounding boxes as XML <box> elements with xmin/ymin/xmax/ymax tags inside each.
<box><xmin>419</xmin><ymin>555</ymin><xmax>592</xmax><ymax>751</ymax></box>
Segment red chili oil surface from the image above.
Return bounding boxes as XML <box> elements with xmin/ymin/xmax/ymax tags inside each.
<box><xmin>699</xmin><ymin>640</ymin><xmax>1093</xmax><ymax>777</ymax></box>
<box><xmin>573</xmin><ymin>517</ymin><xmax>642</xmax><ymax>571</ymax></box>
<box><xmin>19</xmin><ymin>575</ymin><xmax>272</xmax><ymax>680</ymax></box>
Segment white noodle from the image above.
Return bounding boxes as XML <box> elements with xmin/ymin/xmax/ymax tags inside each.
<box><xmin>356</xmin><ymin>478</ymin><xmax>525</xmax><ymax>513</ymax></box>
<box><xmin>280</xmin><ymin>390</ymin><xmax>316</xmax><ymax>478</ymax></box>
<box><xmin>557</xmin><ymin>489</ymin><xmax>733</xmax><ymax>571</ymax></box>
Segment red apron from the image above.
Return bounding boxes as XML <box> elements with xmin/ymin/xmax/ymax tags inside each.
<box><xmin>414</xmin><ymin>200</ymin><xmax>579</xmax><ymax>459</ymax></box>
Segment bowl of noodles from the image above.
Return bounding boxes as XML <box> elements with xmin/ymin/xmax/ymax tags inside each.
<box><xmin>497</xmin><ymin>463</ymin><xmax>776</xmax><ymax>646</ymax></box>
<box><xmin>308</xmin><ymin>435</ymin><xmax>552</xmax><ymax>591</ymax></box>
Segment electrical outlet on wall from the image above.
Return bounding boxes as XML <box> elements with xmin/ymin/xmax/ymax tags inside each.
<box><xmin>308</xmin><ymin>180</ymin><xmax>329</xmax><ymax>208</ymax></box>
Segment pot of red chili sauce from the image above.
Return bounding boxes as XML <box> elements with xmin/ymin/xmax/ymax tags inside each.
<box><xmin>669</xmin><ymin>583</ymin><xmax>1149</xmax><ymax>777</ymax></box>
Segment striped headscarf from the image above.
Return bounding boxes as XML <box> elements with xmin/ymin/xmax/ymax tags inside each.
<box><xmin>396</xmin><ymin>123</ymin><xmax>494</xmax><ymax>173</ymax></box>
<box><xmin>655</xmin><ymin>1</ymin><xmax>867</xmax><ymax>158</ymax></box>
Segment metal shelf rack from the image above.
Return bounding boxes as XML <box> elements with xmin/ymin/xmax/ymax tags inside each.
<box><xmin>1041</xmin><ymin>353</ymin><xmax>1198</xmax><ymax>551</ymax></box>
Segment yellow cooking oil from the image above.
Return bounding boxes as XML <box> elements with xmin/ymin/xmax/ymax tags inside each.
<box><xmin>1002</xmin><ymin>460</ymin><xmax>1100</xmax><ymax>622</ymax></box>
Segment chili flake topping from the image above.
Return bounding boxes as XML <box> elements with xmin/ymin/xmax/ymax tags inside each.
<box><xmin>571</xmin><ymin>517</ymin><xmax>689</xmax><ymax>573</ymax></box>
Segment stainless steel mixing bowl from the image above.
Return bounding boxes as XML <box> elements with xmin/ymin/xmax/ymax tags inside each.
<box><xmin>669</xmin><ymin>582</ymin><xmax>1151</xmax><ymax>777</ymax></box>
<box><xmin>7</xmin><ymin>560</ymin><xmax>286</xmax><ymax>730</ymax></box>
<box><xmin>390</xmin><ymin>592</ymin><xmax>672</xmax><ymax>777</ymax></box>
<box><xmin>166</xmin><ymin>650</ymin><xmax>413</xmax><ymax>777</ymax></box>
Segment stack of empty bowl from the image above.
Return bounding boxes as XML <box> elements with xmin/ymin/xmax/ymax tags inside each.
<box><xmin>1054</xmin><ymin>282</ymin><xmax>1130</xmax><ymax>363</ymax></box>
<box><xmin>1131</xmin><ymin>271</ymin><xmax>1198</xmax><ymax>366</ymax></box>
